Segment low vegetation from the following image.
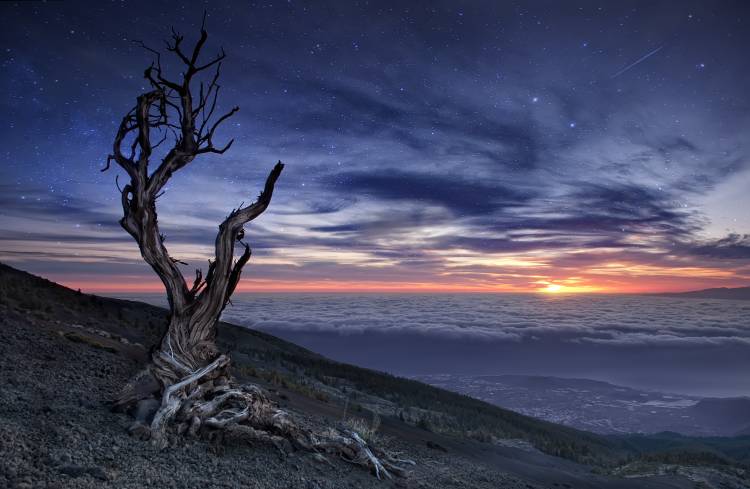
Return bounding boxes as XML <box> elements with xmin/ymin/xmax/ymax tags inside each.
<box><xmin>611</xmin><ymin>432</ymin><xmax>750</xmax><ymax>468</ymax></box>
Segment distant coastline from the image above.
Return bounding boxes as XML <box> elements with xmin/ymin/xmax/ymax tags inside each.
<box><xmin>653</xmin><ymin>286</ymin><xmax>750</xmax><ymax>301</ymax></box>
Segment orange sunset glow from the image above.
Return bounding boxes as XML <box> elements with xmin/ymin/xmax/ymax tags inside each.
<box><xmin>52</xmin><ymin>263</ymin><xmax>749</xmax><ymax>295</ymax></box>
<box><xmin>2</xmin><ymin>0</ymin><xmax>749</xmax><ymax>300</ymax></box>
<box><xmin>4</xmin><ymin>4</ymin><xmax>750</xmax><ymax>488</ymax></box>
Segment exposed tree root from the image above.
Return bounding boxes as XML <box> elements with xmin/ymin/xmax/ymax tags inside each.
<box><xmin>105</xmin><ymin>21</ymin><xmax>414</xmax><ymax>480</ymax></box>
<box><xmin>123</xmin><ymin>355</ymin><xmax>414</xmax><ymax>480</ymax></box>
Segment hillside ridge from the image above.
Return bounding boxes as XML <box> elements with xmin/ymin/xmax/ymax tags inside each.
<box><xmin>1</xmin><ymin>262</ymin><xmax>748</xmax><ymax>488</ymax></box>
<box><xmin>653</xmin><ymin>286</ymin><xmax>750</xmax><ymax>300</ymax></box>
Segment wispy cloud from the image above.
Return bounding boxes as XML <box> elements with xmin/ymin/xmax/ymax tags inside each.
<box><xmin>1</xmin><ymin>1</ymin><xmax>749</xmax><ymax>292</ymax></box>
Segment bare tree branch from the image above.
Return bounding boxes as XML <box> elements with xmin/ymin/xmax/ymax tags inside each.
<box><xmin>108</xmin><ymin>15</ymin><xmax>285</xmax><ymax>352</ymax></box>
<box><xmin>188</xmin><ymin>161</ymin><xmax>284</xmax><ymax>338</ymax></box>
<box><xmin>108</xmin><ymin>21</ymin><xmax>408</xmax><ymax>480</ymax></box>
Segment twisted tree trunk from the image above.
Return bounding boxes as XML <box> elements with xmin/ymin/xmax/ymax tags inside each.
<box><xmin>104</xmin><ymin>17</ymin><xmax>412</xmax><ymax>479</ymax></box>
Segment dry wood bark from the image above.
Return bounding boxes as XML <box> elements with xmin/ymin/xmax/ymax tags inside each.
<box><xmin>104</xmin><ymin>16</ymin><xmax>412</xmax><ymax>479</ymax></box>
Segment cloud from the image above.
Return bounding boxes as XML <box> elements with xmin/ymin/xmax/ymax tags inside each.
<box><xmin>330</xmin><ymin>170</ymin><xmax>536</xmax><ymax>216</ymax></box>
<box><xmin>219</xmin><ymin>293</ymin><xmax>750</xmax><ymax>348</ymax></box>
<box><xmin>0</xmin><ymin>186</ymin><xmax>120</xmax><ymax>229</ymax></box>
<box><xmin>680</xmin><ymin>233</ymin><xmax>750</xmax><ymax>260</ymax></box>
<box><xmin>576</xmin><ymin>333</ymin><xmax>750</xmax><ymax>348</ymax></box>
<box><xmin>1</xmin><ymin>0</ymin><xmax>750</xmax><ymax>294</ymax></box>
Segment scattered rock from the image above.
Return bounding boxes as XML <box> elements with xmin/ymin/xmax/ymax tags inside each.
<box><xmin>60</xmin><ymin>465</ymin><xmax>87</xmax><ymax>477</ymax></box>
<box><xmin>0</xmin><ymin>266</ymin><xmax>559</xmax><ymax>489</ymax></box>
<box><xmin>58</xmin><ymin>464</ymin><xmax>109</xmax><ymax>481</ymax></box>
<box><xmin>134</xmin><ymin>398</ymin><xmax>160</xmax><ymax>424</ymax></box>
<box><xmin>426</xmin><ymin>440</ymin><xmax>448</xmax><ymax>452</ymax></box>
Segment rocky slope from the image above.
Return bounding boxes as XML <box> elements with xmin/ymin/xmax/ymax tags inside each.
<box><xmin>1</xmin><ymin>263</ymin><xmax>745</xmax><ymax>488</ymax></box>
<box><xmin>0</xmin><ymin>282</ymin><xmax>524</xmax><ymax>489</ymax></box>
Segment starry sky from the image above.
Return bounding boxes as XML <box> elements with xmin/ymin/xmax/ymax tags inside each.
<box><xmin>2</xmin><ymin>0</ymin><xmax>750</xmax><ymax>293</ymax></box>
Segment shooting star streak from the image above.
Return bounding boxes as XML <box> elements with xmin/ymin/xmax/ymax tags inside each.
<box><xmin>611</xmin><ymin>45</ymin><xmax>664</xmax><ymax>79</ymax></box>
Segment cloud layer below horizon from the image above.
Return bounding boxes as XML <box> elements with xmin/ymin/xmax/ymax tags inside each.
<box><xmin>219</xmin><ymin>293</ymin><xmax>750</xmax><ymax>397</ymax></box>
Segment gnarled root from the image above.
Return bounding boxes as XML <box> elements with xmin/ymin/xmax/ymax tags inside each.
<box><xmin>314</xmin><ymin>431</ymin><xmax>416</xmax><ymax>479</ymax></box>
<box><xmin>127</xmin><ymin>354</ymin><xmax>414</xmax><ymax>479</ymax></box>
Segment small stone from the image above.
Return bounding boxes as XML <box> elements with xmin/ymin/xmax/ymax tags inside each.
<box><xmin>59</xmin><ymin>465</ymin><xmax>88</xmax><ymax>478</ymax></box>
<box><xmin>134</xmin><ymin>398</ymin><xmax>160</xmax><ymax>424</ymax></box>
<box><xmin>77</xmin><ymin>396</ymin><xmax>98</xmax><ymax>410</ymax></box>
<box><xmin>128</xmin><ymin>422</ymin><xmax>152</xmax><ymax>441</ymax></box>
<box><xmin>87</xmin><ymin>466</ymin><xmax>109</xmax><ymax>481</ymax></box>
<box><xmin>59</xmin><ymin>465</ymin><xmax>109</xmax><ymax>481</ymax></box>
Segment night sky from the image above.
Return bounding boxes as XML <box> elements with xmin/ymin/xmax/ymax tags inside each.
<box><xmin>2</xmin><ymin>0</ymin><xmax>750</xmax><ymax>293</ymax></box>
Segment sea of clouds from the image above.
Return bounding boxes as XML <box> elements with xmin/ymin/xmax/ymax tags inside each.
<box><xmin>121</xmin><ymin>293</ymin><xmax>750</xmax><ymax>396</ymax></box>
<box><xmin>222</xmin><ymin>294</ymin><xmax>750</xmax><ymax>348</ymax></box>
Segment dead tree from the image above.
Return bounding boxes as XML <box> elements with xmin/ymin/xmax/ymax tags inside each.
<box><xmin>104</xmin><ymin>18</ymin><xmax>412</xmax><ymax>479</ymax></box>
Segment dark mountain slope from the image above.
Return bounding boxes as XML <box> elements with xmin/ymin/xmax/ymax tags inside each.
<box><xmin>0</xmin><ymin>262</ymin><xmax>617</xmax><ymax>464</ymax></box>
<box><xmin>2</xmin><ymin>262</ymin><xmax>747</xmax><ymax>488</ymax></box>
<box><xmin>654</xmin><ymin>286</ymin><xmax>750</xmax><ymax>300</ymax></box>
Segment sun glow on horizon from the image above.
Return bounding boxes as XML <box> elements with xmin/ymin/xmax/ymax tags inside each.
<box><xmin>44</xmin><ymin>268</ymin><xmax>750</xmax><ymax>295</ymax></box>
<box><xmin>541</xmin><ymin>283</ymin><xmax>563</xmax><ymax>293</ymax></box>
<box><xmin>533</xmin><ymin>279</ymin><xmax>614</xmax><ymax>294</ymax></box>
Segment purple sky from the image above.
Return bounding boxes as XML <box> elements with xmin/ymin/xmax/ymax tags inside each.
<box><xmin>1</xmin><ymin>1</ymin><xmax>749</xmax><ymax>293</ymax></box>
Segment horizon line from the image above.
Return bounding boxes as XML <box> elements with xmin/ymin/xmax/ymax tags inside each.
<box><xmin>5</xmin><ymin>263</ymin><xmax>746</xmax><ymax>296</ymax></box>
<box><xmin>58</xmin><ymin>279</ymin><xmax>744</xmax><ymax>296</ymax></box>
